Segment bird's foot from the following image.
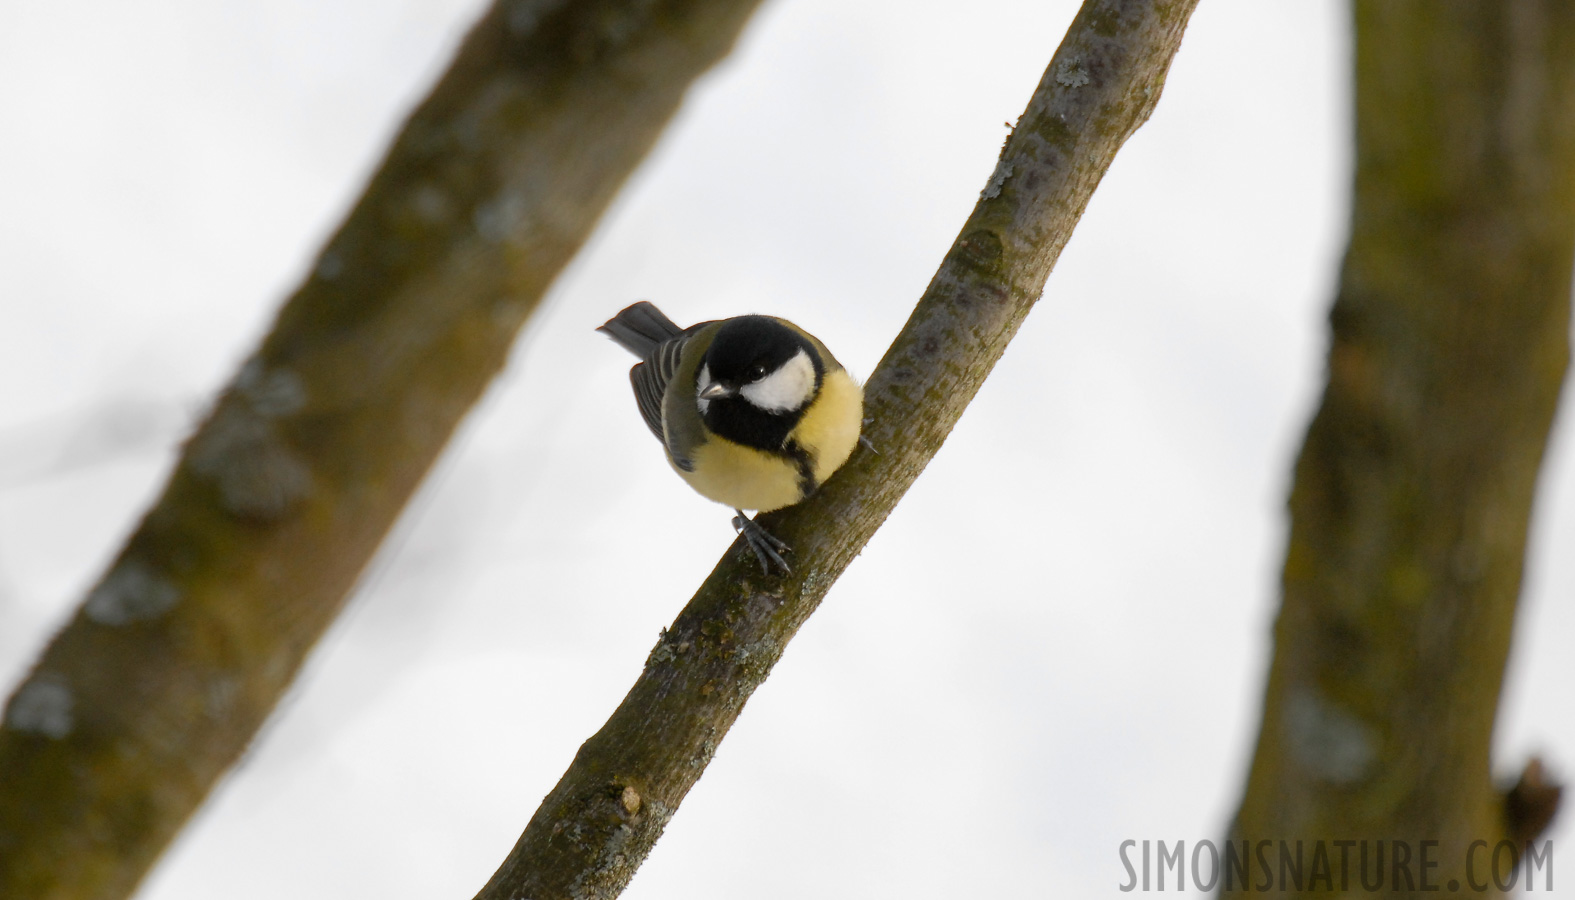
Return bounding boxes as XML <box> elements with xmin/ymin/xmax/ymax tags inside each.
<box><xmin>859</xmin><ymin>418</ymin><xmax>879</xmax><ymax>455</ymax></box>
<box><xmin>732</xmin><ymin>510</ymin><xmax>792</xmax><ymax>575</ymax></box>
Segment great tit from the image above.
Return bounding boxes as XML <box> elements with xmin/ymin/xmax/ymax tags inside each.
<box><xmin>598</xmin><ymin>301</ymin><xmax>864</xmax><ymax>573</ymax></box>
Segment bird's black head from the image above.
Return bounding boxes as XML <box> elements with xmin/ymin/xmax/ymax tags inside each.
<box><xmin>697</xmin><ymin>316</ymin><xmax>824</xmax><ymax>450</ymax></box>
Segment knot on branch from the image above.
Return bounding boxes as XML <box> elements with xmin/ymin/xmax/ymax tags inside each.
<box><xmin>1504</xmin><ymin>756</ymin><xmax>1562</xmax><ymax>847</ymax></box>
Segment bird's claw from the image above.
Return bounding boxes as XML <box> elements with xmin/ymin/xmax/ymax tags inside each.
<box><xmin>732</xmin><ymin>510</ymin><xmax>792</xmax><ymax>575</ymax></box>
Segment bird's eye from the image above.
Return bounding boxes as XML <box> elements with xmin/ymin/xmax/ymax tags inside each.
<box><xmin>747</xmin><ymin>363</ymin><xmax>768</xmax><ymax>380</ymax></box>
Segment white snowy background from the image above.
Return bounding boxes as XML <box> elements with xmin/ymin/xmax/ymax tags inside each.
<box><xmin>1</xmin><ymin>1</ymin><xmax>1570</xmax><ymax>897</ymax></box>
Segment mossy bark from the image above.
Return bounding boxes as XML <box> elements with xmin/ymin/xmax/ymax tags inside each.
<box><xmin>471</xmin><ymin>2</ymin><xmax>1200</xmax><ymax>898</ymax></box>
<box><xmin>0</xmin><ymin>1</ymin><xmax>767</xmax><ymax>897</ymax></box>
<box><xmin>1228</xmin><ymin>2</ymin><xmax>1575</xmax><ymax>896</ymax></box>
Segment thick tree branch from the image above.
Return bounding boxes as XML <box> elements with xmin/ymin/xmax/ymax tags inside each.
<box><xmin>473</xmin><ymin>2</ymin><xmax>1200</xmax><ymax>897</ymax></box>
<box><xmin>0</xmin><ymin>1</ymin><xmax>768</xmax><ymax>897</ymax></box>
<box><xmin>1230</xmin><ymin>2</ymin><xmax>1575</xmax><ymax>894</ymax></box>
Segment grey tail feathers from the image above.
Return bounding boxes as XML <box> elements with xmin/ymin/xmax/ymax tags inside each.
<box><xmin>597</xmin><ymin>301</ymin><xmax>684</xmax><ymax>359</ymax></box>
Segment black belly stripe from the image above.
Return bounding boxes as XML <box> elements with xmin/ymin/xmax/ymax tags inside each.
<box><xmin>783</xmin><ymin>440</ymin><xmax>817</xmax><ymax>499</ymax></box>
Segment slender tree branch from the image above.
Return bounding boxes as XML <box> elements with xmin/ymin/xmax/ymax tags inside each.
<box><xmin>1230</xmin><ymin>2</ymin><xmax>1575</xmax><ymax>894</ymax></box>
<box><xmin>474</xmin><ymin>2</ymin><xmax>1200</xmax><ymax>897</ymax></box>
<box><xmin>0</xmin><ymin>1</ymin><xmax>769</xmax><ymax>897</ymax></box>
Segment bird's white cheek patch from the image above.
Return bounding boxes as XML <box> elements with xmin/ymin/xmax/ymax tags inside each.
<box><xmin>741</xmin><ymin>349</ymin><xmax>815</xmax><ymax>412</ymax></box>
<box><xmin>696</xmin><ymin>363</ymin><xmax>712</xmax><ymax>415</ymax></box>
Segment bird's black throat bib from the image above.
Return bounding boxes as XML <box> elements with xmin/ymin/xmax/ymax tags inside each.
<box><xmin>702</xmin><ymin>397</ymin><xmax>804</xmax><ymax>456</ymax></box>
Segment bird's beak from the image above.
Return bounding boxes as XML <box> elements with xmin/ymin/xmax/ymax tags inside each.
<box><xmin>698</xmin><ymin>381</ymin><xmax>736</xmax><ymax>400</ymax></box>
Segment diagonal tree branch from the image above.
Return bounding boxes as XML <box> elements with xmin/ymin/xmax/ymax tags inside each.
<box><xmin>473</xmin><ymin>1</ymin><xmax>1200</xmax><ymax>897</ymax></box>
<box><xmin>0</xmin><ymin>1</ymin><xmax>770</xmax><ymax>897</ymax></box>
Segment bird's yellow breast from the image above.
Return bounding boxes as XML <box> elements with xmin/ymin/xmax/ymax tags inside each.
<box><xmin>795</xmin><ymin>368</ymin><xmax>863</xmax><ymax>485</ymax></box>
<box><xmin>674</xmin><ymin>368</ymin><xmax>863</xmax><ymax>512</ymax></box>
<box><xmin>677</xmin><ymin>440</ymin><xmax>806</xmax><ymax>512</ymax></box>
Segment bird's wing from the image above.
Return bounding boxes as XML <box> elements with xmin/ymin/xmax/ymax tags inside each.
<box><xmin>628</xmin><ymin>333</ymin><xmax>688</xmax><ymax>442</ymax></box>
